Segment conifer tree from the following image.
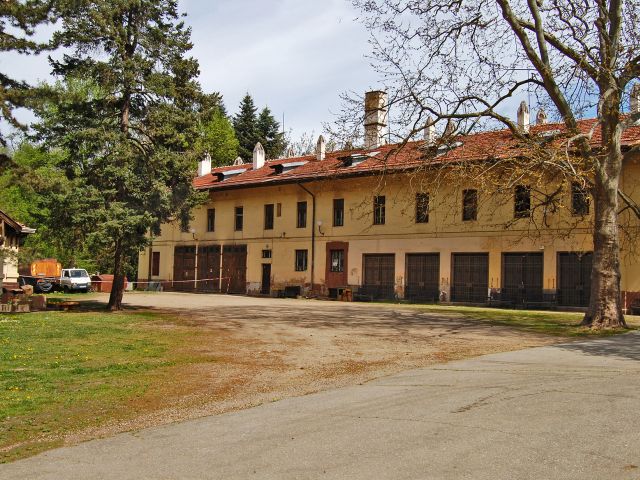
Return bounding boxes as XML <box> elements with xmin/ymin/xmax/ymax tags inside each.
<box><xmin>257</xmin><ymin>106</ymin><xmax>286</xmax><ymax>159</ymax></box>
<box><xmin>39</xmin><ymin>0</ymin><xmax>203</xmax><ymax>310</ymax></box>
<box><xmin>233</xmin><ymin>93</ymin><xmax>259</xmax><ymax>161</ymax></box>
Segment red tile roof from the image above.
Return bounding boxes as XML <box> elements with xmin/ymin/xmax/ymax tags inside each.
<box><xmin>194</xmin><ymin>118</ymin><xmax>640</xmax><ymax>191</ymax></box>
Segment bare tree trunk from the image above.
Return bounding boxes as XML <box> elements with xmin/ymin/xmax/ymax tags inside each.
<box><xmin>582</xmin><ymin>153</ymin><xmax>627</xmax><ymax>329</ymax></box>
<box><xmin>107</xmin><ymin>239</ymin><xmax>126</xmax><ymax>311</ymax></box>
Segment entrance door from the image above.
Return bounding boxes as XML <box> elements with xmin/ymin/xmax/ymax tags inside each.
<box><xmin>261</xmin><ymin>264</ymin><xmax>271</xmax><ymax>295</ymax></box>
<box><xmin>502</xmin><ymin>253</ymin><xmax>543</xmax><ymax>304</ymax></box>
<box><xmin>405</xmin><ymin>253</ymin><xmax>440</xmax><ymax>302</ymax></box>
<box><xmin>558</xmin><ymin>252</ymin><xmax>592</xmax><ymax>307</ymax></box>
<box><xmin>222</xmin><ymin>245</ymin><xmax>247</xmax><ymax>294</ymax></box>
<box><xmin>451</xmin><ymin>253</ymin><xmax>489</xmax><ymax>303</ymax></box>
<box><xmin>198</xmin><ymin>245</ymin><xmax>221</xmax><ymax>292</ymax></box>
<box><xmin>362</xmin><ymin>254</ymin><xmax>395</xmax><ymax>299</ymax></box>
<box><xmin>173</xmin><ymin>246</ymin><xmax>196</xmax><ymax>291</ymax></box>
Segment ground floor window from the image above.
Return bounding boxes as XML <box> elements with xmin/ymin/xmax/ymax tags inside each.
<box><xmin>152</xmin><ymin>251</ymin><xmax>160</xmax><ymax>276</ymax></box>
<box><xmin>295</xmin><ymin>249</ymin><xmax>308</xmax><ymax>271</ymax></box>
<box><xmin>330</xmin><ymin>249</ymin><xmax>344</xmax><ymax>272</ymax></box>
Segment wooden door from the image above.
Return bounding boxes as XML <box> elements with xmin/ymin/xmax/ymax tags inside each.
<box><xmin>405</xmin><ymin>253</ymin><xmax>440</xmax><ymax>302</ymax></box>
<box><xmin>222</xmin><ymin>245</ymin><xmax>247</xmax><ymax>294</ymax></box>
<box><xmin>451</xmin><ymin>253</ymin><xmax>489</xmax><ymax>303</ymax></box>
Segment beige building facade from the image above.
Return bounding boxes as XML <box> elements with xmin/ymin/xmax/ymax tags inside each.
<box><xmin>139</xmin><ymin>92</ymin><xmax>640</xmax><ymax>310</ymax></box>
<box><xmin>0</xmin><ymin>209</ymin><xmax>35</xmax><ymax>289</ymax></box>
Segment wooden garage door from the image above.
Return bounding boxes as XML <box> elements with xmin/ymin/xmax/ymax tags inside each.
<box><xmin>405</xmin><ymin>253</ymin><xmax>440</xmax><ymax>302</ymax></box>
<box><xmin>557</xmin><ymin>252</ymin><xmax>592</xmax><ymax>307</ymax></box>
<box><xmin>362</xmin><ymin>254</ymin><xmax>395</xmax><ymax>300</ymax></box>
<box><xmin>222</xmin><ymin>245</ymin><xmax>247</xmax><ymax>294</ymax></box>
<box><xmin>173</xmin><ymin>246</ymin><xmax>196</xmax><ymax>291</ymax></box>
<box><xmin>198</xmin><ymin>245</ymin><xmax>221</xmax><ymax>292</ymax></box>
<box><xmin>451</xmin><ymin>253</ymin><xmax>489</xmax><ymax>303</ymax></box>
<box><xmin>502</xmin><ymin>253</ymin><xmax>543</xmax><ymax>304</ymax></box>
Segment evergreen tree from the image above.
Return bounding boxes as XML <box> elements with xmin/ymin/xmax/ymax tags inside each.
<box><xmin>257</xmin><ymin>106</ymin><xmax>286</xmax><ymax>159</ymax></box>
<box><xmin>39</xmin><ymin>1</ymin><xmax>203</xmax><ymax>310</ymax></box>
<box><xmin>233</xmin><ymin>93</ymin><xmax>259</xmax><ymax>161</ymax></box>
<box><xmin>0</xmin><ymin>1</ymin><xmax>56</xmax><ymax>145</ymax></box>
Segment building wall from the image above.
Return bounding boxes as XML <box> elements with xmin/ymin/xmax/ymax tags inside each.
<box><xmin>139</xmin><ymin>158</ymin><xmax>640</xmax><ymax>306</ymax></box>
<box><xmin>1</xmin><ymin>220</ymin><xmax>24</xmax><ymax>287</ymax></box>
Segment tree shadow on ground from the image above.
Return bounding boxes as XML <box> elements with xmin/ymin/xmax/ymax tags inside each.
<box><xmin>554</xmin><ymin>331</ymin><xmax>640</xmax><ymax>362</ymax></box>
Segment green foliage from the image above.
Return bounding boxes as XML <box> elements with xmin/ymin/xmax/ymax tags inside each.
<box><xmin>197</xmin><ymin>108</ymin><xmax>239</xmax><ymax>167</ymax></box>
<box><xmin>233</xmin><ymin>93</ymin><xmax>259</xmax><ymax>161</ymax></box>
<box><xmin>0</xmin><ymin>1</ymin><xmax>56</xmax><ymax>144</ymax></box>
<box><xmin>36</xmin><ymin>0</ymin><xmax>204</xmax><ymax>308</ymax></box>
<box><xmin>257</xmin><ymin>106</ymin><xmax>286</xmax><ymax>159</ymax></box>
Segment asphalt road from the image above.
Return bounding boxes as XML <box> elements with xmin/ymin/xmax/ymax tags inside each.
<box><xmin>2</xmin><ymin>331</ymin><xmax>639</xmax><ymax>480</ymax></box>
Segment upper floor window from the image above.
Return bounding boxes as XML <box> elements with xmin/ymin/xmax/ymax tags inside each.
<box><xmin>264</xmin><ymin>204</ymin><xmax>274</xmax><ymax>230</ymax></box>
<box><xmin>207</xmin><ymin>208</ymin><xmax>215</xmax><ymax>232</ymax></box>
<box><xmin>333</xmin><ymin>198</ymin><xmax>344</xmax><ymax>227</ymax></box>
<box><xmin>297</xmin><ymin>201</ymin><xmax>307</xmax><ymax>228</ymax></box>
<box><xmin>234</xmin><ymin>206</ymin><xmax>243</xmax><ymax>231</ymax></box>
<box><xmin>572</xmin><ymin>182</ymin><xmax>590</xmax><ymax>216</ymax></box>
<box><xmin>462</xmin><ymin>189</ymin><xmax>477</xmax><ymax>221</ymax></box>
<box><xmin>295</xmin><ymin>249</ymin><xmax>308</xmax><ymax>271</ymax></box>
<box><xmin>416</xmin><ymin>193</ymin><xmax>429</xmax><ymax>223</ymax></box>
<box><xmin>373</xmin><ymin>195</ymin><xmax>386</xmax><ymax>225</ymax></box>
<box><xmin>514</xmin><ymin>185</ymin><xmax>531</xmax><ymax>218</ymax></box>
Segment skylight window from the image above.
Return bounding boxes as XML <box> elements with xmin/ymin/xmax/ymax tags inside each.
<box><xmin>339</xmin><ymin>151</ymin><xmax>379</xmax><ymax>168</ymax></box>
<box><xmin>213</xmin><ymin>168</ymin><xmax>247</xmax><ymax>181</ymax></box>
<box><xmin>269</xmin><ymin>161</ymin><xmax>308</xmax><ymax>175</ymax></box>
<box><xmin>435</xmin><ymin>141</ymin><xmax>464</xmax><ymax>156</ymax></box>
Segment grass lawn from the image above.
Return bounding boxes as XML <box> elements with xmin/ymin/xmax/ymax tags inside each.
<box><xmin>0</xmin><ymin>307</ymin><xmax>218</xmax><ymax>463</ymax></box>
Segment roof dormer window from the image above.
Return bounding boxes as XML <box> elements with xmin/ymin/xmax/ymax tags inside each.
<box><xmin>269</xmin><ymin>161</ymin><xmax>308</xmax><ymax>175</ymax></box>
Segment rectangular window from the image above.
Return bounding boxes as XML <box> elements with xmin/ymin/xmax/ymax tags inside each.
<box><xmin>276</xmin><ymin>203</ymin><xmax>282</xmax><ymax>217</ymax></box>
<box><xmin>333</xmin><ymin>198</ymin><xmax>344</xmax><ymax>227</ymax></box>
<box><xmin>572</xmin><ymin>182</ymin><xmax>590</xmax><ymax>216</ymax></box>
<box><xmin>234</xmin><ymin>206</ymin><xmax>243</xmax><ymax>231</ymax></box>
<box><xmin>262</xmin><ymin>249</ymin><xmax>272</xmax><ymax>259</ymax></box>
<box><xmin>152</xmin><ymin>252</ymin><xmax>160</xmax><ymax>276</ymax></box>
<box><xmin>297</xmin><ymin>201</ymin><xmax>307</xmax><ymax>228</ymax></box>
<box><xmin>373</xmin><ymin>195</ymin><xmax>386</xmax><ymax>225</ymax></box>
<box><xmin>207</xmin><ymin>208</ymin><xmax>215</xmax><ymax>232</ymax></box>
<box><xmin>416</xmin><ymin>193</ymin><xmax>429</xmax><ymax>223</ymax></box>
<box><xmin>264</xmin><ymin>204</ymin><xmax>274</xmax><ymax>230</ymax></box>
<box><xmin>514</xmin><ymin>185</ymin><xmax>531</xmax><ymax>218</ymax></box>
<box><xmin>462</xmin><ymin>189</ymin><xmax>478</xmax><ymax>221</ymax></box>
<box><xmin>295</xmin><ymin>249</ymin><xmax>308</xmax><ymax>271</ymax></box>
<box><xmin>330</xmin><ymin>249</ymin><xmax>344</xmax><ymax>272</ymax></box>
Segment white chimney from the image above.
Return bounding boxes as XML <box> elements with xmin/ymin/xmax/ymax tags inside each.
<box><xmin>253</xmin><ymin>142</ymin><xmax>265</xmax><ymax>170</ymax></box>
<box><xmin>364</xmin><ymin>90</ymin><xmax>388</xmax><ymax>149</ymax></box>
<box><xmin>233</xmin><ymin>156</ymin><xmax>244</xmax><ymax>166</ymax></box>
<box><xmin>631</xmin><ymin>84</ymin><xmax>640</xmax><ymax>114</ymax></box>
<box><xmin>198</xmin><ymin>153</ymin><xmax>212</xmax><ymax>176</ymax></box>
<box><xmin>316</xmin><ymin>135</ymin><xmax>326</xmax><ymax>161</ymax></box>
<box><xmin>443</xmin><ymin>119</ymin><xmax>456</xmax><ymax>138</ymax></box>
<box><xmin>536</xmin><ymin>108</ymin><xmax>548</xmax><ymax>125</ymax></box>
<box><xmin>424</xmin><ymin>116</ymin><xmax>436</xmax><ymax>145</ymax></box>
<box><xmin>517</xmin><ymin>101</ymin><xmax>530</xmax><ymax>133</ymax></box>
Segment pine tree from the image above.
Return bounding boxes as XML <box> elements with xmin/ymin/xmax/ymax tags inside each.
<box><xmin>39</xmin><ymin>0</ymin><xmax>203</xmax><ymax>310</ymax></box>
<box><xmin>0</xmin><ymin>1</ymin><xmax>56</xmax><ymax>145</ymax></box>
<box><xmin>233</xmin><ymin>94</ymin><xmax>259</xmax><ymax>161</ymax></box>
<box><xmin>257</xmin><ymin>107</ymin><xmax>286</xmax><ymax>159</ymax></box>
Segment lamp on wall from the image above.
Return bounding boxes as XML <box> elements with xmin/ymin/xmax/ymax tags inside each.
<box><xmin>189</xmin><ymin>227</ymin><xmax>197</xmax><ymax>240</ymax></box>
<box><xmin>317</xmin><ymin>220</ymin><xmax>325</xmax><ymax>236</ymax></box>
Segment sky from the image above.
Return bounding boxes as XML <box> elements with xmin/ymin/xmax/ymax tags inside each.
<box><xmin>0</xmin><ymin>0</ymin><xmax>378</xmax><ymax>142</ymax></box>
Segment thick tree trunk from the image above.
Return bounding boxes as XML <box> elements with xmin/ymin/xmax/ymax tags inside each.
<box><xmin>107</xmin><ymin>240</ymin><xmax>126</xmax><ymax>311</ymax></box>
<box><xmin>581</xmin><ymin>129</ymin><xmax>627</xmax><ymax>329</ymax></box>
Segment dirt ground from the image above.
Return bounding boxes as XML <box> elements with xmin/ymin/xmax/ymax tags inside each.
<box><xmin>63</xmin><ymin>292</ymin><xmax>570</xmax><ymax>446</ymax></box>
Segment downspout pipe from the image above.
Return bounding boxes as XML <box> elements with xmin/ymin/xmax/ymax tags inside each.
<box><xmin>297</xmin><ymin>183</ymin><xmax>315</xmax><ymax>293</ymax></box>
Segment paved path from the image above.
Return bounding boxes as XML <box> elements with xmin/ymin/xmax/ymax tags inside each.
<box><xmin>2</xmin><ymin>332</ymin><xmax>639</xmax><ymax>480</ymax></box>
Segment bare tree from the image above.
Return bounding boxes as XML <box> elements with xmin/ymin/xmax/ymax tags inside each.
<box><xmin>346</xmin><ymin>0</ymin><xmax>640</xmax><ymax>329</ymax></box>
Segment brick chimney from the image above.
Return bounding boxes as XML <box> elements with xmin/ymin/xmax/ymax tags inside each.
<box><xmin>517</xmin><ymin>101</ymin><xmax>530</xmax><ymax>133</ymax></box>
<box><xmin>364</xmin><ymin>90</ymin><xmax>388</xmax><ymax>149</ymax></box>
<box><xmin>197</xmin><ymin>153</ymin><xmax>212</xmax><ymax>176</ymax></box>
<box><xmin>253</xmin><ymin>142</ymin><xmax>265</xmax><ymax>170</ymax></box>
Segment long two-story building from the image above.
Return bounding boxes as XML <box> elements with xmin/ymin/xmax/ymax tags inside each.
<box><xmin>138</xmin><ymin>90</ymin><xmax>640</xmax><ymax>310</ymax></box>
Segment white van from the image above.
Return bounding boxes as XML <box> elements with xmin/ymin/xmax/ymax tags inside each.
<box><xmin>59</xmin><ymin>269</ymin><xmax>92</xmax><ymax>293</ymax></box>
